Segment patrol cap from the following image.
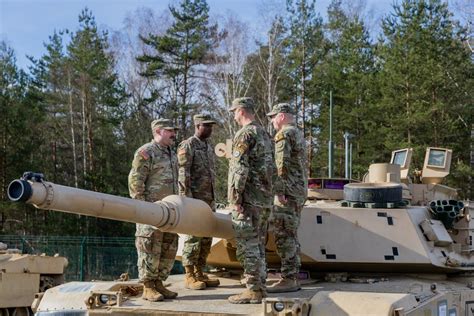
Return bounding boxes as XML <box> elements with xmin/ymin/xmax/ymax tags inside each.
<box><xmin>194</xmin><ymin>114</ymin><xmax>217</xmax><ymax>125</ymax></box>
<box><xmin>266</xmin><ymin>103</ymin><xmax>295</xmax><ymax>117</ymax></box>
<box><xmin>229</xmin><ymin>97</ymin><xmax>254</xmax><ymax>111</ymax></box>
<box><xmin>151</xmin><ymin>118</ymin><xmax>178</xmax><ymax>131</ymax></box>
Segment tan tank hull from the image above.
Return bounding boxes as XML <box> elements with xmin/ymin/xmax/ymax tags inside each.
<box><xmin>8</xmin><ymin>179</ymin><xmax>234</xmax><ymax>240</ymax></box>
<box><xmin>0</xmin><ymin>248</ymin><xmax>67</xmax><ymax>314</ymax></box>
<box><xmin>9</xmin><ymin>177</ymin><xmax>474</xmax><ymax>274</ymax></box>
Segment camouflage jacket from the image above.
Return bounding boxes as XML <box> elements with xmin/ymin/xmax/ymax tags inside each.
<box><xmin>274</xmin><ymin>124</ymin><xmax>308</xmax><ymax>204</ymax></box>
<box><xmin>129</xmin><ymin>141</ymin><xmax>178</xmax><ymax>237</ymax></box>
<box><xmin>228</xmin><ymin>121</ymin><xmax>274</xmax><ymax>208</ymax></box>
<box><xmin>128</xmin><ymin>140</ymin><xmax>178</xmax><ymax>202</ymax></box>
<box><xmin>177</xmin><ymin>135</ymin><xmax>215</xmax><ymax>207</ymax></box>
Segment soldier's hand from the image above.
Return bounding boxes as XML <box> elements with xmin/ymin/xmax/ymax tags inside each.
<box><xmin>232</xmin><ymin>204</ymin><xmax>243</xmax><ymax>213</ymax></box>
<box><xmin>277</xmin><ymin>194</ymin><xmax>288</xmax><ymax>205</ymax></box>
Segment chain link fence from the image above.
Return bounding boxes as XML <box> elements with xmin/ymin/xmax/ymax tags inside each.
<box><xmin>0</xmin><ymin>235</ymin><xmax>182</xmax><ymax>281</ymax></box>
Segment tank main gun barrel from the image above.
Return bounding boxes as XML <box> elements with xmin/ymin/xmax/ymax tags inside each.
<box><xmin>7</xmin><ymin>176</ymin><xmax>234</xmax><ymax>239</ymax></box>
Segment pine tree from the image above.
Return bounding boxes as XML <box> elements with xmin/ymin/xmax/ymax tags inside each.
<box><xmin>286</xmin><ymin>0</ymin><xmax>325</xmax><ymax>130</ymax></box>
<box><xmin>137</xmin><ymin>0</ymin><xmax>218</xmax><ymax>138</ymax></box>
<box><xmin>0</xmin><ymin>41</ymin><xmax>48</xmax><ymax>234</ymax></box>
<box><xmin>67</xmin><ymin>8</ymin><xmax>127</xmax><ymax>193</ymax></box>
<box><xmin>378</xmin><ymin>0</ymin><xmax>473</xmax><ymax>196</ymax></box>
<box><xmin>242</xmin><ymin>16</ymin><xmax>290</xmax><ymax>129</ymax></box>
<box><xmin>310</xmin><ymin>0</ymin><xmax>377</xmax><ymax>178</ymax></box>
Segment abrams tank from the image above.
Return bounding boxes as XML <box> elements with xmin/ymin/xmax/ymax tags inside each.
<box><xmin>6</xmin><ymin>147</ymin><xmax>474</xmax><ymax>316</ymax></box>
<box><xmin>0</xmin><ymin>242</ymin><xmax>67</xmax><ymax>316</ymax></box>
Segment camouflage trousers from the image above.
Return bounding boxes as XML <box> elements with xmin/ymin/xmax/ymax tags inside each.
<box><xmin>135</xmin><ymin>224</ymin><xmax>178</xmax><ymax>282</ymax></box>
<box><xmin>272</xmin><ymin>199</ymin><xmax>302</xmax><ymax>279</ymax></box>
<box><xmin>181</xmin><ymin>235</ymin><xmax>212</xmax><ymax>267</ymax></box>
<box><xmin>232</xmin><ymin>204</ymin><xmax>271</xmax><ymax>291</ymax></box>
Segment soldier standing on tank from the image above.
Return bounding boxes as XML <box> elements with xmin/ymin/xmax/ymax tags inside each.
<box><xmin>128</xmin><ymin>118</ymin><xmax>180</xmax><ymax>302</ymax></box>
<box><xmin>227</xmin><ymin>97</ymin><xmax>274</xmax><ymax>304</ymax></box>
<box><xmin>266</xmin><ymin>103</ymin><xmax>308</xmax><ymax>293</ymax></box>
<box><xmin>178</xmin><ymin>114</ymin><xmax>221</xmax><ymax>290</ymax></box>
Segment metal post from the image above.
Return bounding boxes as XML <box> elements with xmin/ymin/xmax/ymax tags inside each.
<box><xmin>21</xmin><ymin>237</ymin><xmax>25</xmax><ymax>254</ymax></box>
<box><xmin>344</xmin><ymin>132</ymin><xmax>350</xmax><ymax>179</ymax></box>
<box><xmin>349</xmin><ymin>143</ymin><xmax>353</xmax><ymax>179</ymax></box>
<box><xmin>80</xmin><ymin>237</ymin><xmax>86</xmax><ymax>281</ymax></box>
<box><xmin>328</xmin><ymin>91</ymin><xmax>334</xmax><ymax>178</ymax></box>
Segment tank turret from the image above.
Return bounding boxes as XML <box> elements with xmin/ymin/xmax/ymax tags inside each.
<box><xmin>6</xmin><ymin>150</ymin><xmax>474</xmax><ymax>315</ymax></box>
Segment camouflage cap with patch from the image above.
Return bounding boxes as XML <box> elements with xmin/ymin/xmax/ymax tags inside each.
<box><xmin>151</xmin><ymin>118</ymin><xmax>178</xmax><ymax>131</ymax></box>
<box><xmin>266</xmin><ymin>103</ymin><xmax>295</xmax><ymax>117</ymax></box>
<box><xmin>229</xmin><ymin>97</ymin><xmax>254</xmax><ymax>111</ymax></box>
<box><xmin>194</xmin><ymin>114</ymin><xmax>217</xmax><ymax>125</ymax></box>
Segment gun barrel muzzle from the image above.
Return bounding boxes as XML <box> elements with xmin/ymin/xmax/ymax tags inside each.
<box><xmin>8</xmin><ymin>179</ymin><xmax>33</xmax><ymax>202</ymax></box>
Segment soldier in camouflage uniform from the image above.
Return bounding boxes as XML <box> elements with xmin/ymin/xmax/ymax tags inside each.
<box><xmin>178</xmin><ymin>114</ymin><xmax>220</xmax><ymax>290</ymax></box>
<box><xmin>227</xmin><ymin>97</ymin><xmax>274</xmax><ymax>304</ymax></box>
<box><xmin>266</xmin><ymin>103</ymin><xmax>308</xmax><ymax>293</ymax></box>
<box><xmin>128</xmin><ymin>118</ymin><xmax>180</xmax><ymax>302</ymax></box>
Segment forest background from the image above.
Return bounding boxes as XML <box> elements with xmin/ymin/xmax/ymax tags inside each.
<box><xmin>1</xmin><ymin>0</ymin><xmax>473</xmax><ymax>237</ymax></box>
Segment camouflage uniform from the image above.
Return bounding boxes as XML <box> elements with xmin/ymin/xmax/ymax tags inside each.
<box><xmin>268</xmin><ymin>103</ymin><xmax>307</xmax><ymax>280</ymax></box>
<box><xmin>228</xmin><ymin>98</ymin><xmax>274</xmax><ymax>292</ymax></box>
<box><xmin>178</xmin><ymin>115</ymin><xmax>217</xmax><ymax>268</ymax></box>
<box><xmin>128</xmin><ymin>119</ymin><xmax>179</xmax><ymax>283</ymax></box>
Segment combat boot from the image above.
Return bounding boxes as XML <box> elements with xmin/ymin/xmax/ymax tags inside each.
<box><xmin>154</xmin><ymin>279</ymin><xmax>178</xmax><ymax>299</ymax></box>
<box><xmin>142</xmin><ymin>280</ymin><xmax>164</xmax><ymax>302</ymax></box>
<box><xmin>267</xmin><ymin>278</ymin><xmax>301</xmax><ymax>293</ymax></box>
<box><xmin>184</xmin><ymin>266</ymin><xmax>206</xmax><ymax>290</ymax></box>
<box><xmin>228</xmin><ymin>289</ymin><xmax>263</xmax><ymax>304</ymax></box>
<box><xmin>195</xmin><ymin>265</ymin><xmax>220</xmax><ymax>287</ymax></box>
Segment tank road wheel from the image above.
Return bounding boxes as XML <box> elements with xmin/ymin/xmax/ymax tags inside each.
<box><xmin>11</xmin><ymin>308</ymin><xmax>31</xmax><ymax>316</ymax></box>
<box><xmin>343</xmin><ymin>183</ymin><xmax>403</xmax><ymax>204</ymax></box>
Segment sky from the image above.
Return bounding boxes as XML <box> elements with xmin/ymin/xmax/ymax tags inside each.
<box><xmin>0</xmin><ymin>0</ymin><xmax>394</xmax><ymax>71</ymax></box>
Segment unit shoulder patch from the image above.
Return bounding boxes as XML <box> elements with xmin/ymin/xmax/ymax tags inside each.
<box><xmin>275</xmin><ymin>132</ymin><xmax>286</xmax><ymax>143</ymax></box>
<box><xmin>233</xmin><ymin>141</ymin><xmax>249</xmax><ymax>158</ymax></box>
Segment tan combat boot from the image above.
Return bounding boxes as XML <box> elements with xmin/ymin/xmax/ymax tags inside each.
<box><xmin>267</xmin><ymin>278</ymin><xmax>301</xmax><ymax>293</ymax></box>
<box><xmin>228</xmin><ymin>289</ymin><xmax>263</xmax><ymax>304</ymax></box>
<box><xmin>195</xmin><ymin>265</ymin><xmax>220</xmax><ymax>287</ymax></box>
<box><xmin>184</xmin><ymin>265</ymin><xmax>206</xmax><ymax>290</ymax></box>
<box><xmin>154</xmin><ymin>279</ymin><xmax>178</xmax><ymax>299</ymax></box>
<box><xmin>142</xmin><ymin>280</ymin><xmax>164</xmax><ymax>302</ymax></box>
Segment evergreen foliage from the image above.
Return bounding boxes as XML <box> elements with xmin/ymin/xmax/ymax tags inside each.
<box><xmin>1</xmin><ymin>0</ymin><xmax>472</xmax><ymax>237</ymax></box>
<box><xmin>377</xmin><ymin>0</ymin><xmax>473</xmax><ymax>197</ymax></box>
<box><xmin>137</xmin><ymin>0</ymin><xmax>218</xmax><ymax>139</ymax></box>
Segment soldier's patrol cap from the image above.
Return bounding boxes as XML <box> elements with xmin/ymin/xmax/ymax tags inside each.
<box><xmin>194</xmin><ymin>114</ymin><xmax>217</xmax><ymax>125</ymax></box>
<box><xmin>266</xmin><ymin>103</ymin><xmax>295</xmax><ymax>117</ymax></box>
<box><xmin>151</xmin><ymin>118</ymin><xmax>178</xmax><ymax>131</ymax></box>
<box><xmin>229</xmin><ymin>97</ymin><xmax>254</xmax><ymax>111</ymax></box>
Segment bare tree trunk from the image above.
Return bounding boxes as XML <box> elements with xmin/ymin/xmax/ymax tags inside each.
<box><xmin>67</xmin><ymin>70</ymin><xmax>78</xmax><ymax>188</ymax></box>
<box><xmin>301</xmin><ymin>44</ymin><xmax>306</xmax><ymax>138</ymax></box>
<box><xmin>87</xmin><ymin>109</ymin><xmax>94</xmax><ymax>176</ymax></box>
<box><xmin>1</xmin><ymin>115</ymin><xmax>6</xmax><ymax>200</ymax></box>
<box><xmin>81</xmin><ymin>91</ymin><xmax>87</xmax><ymax>187</ymax></box>
<box><xmin>405</xmin><ymin>78</ymin><xmax>411</xmax><ymax>144</ymax></box>
<box><xmin>182</xmin><ymin>61</ymin><xmax>188</xmax><ymax>135</ymax></box>
<box><xmin>51</xmin><ymin>141</ymin><xmax>57</xmax><ymax>182</ymax></box>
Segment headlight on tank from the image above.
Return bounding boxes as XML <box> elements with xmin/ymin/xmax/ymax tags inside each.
<box><xmin>273</xmin><ymin>301</ymin><xmax>285</xmax><ymax>312</ymax></box>
<box><xmin>99</xmin><ymin>294</ymin><xmax>110</xmax><ymax>304</ymax></box>
<box><xmin>262</xmin><ymin>297</ymin><xmax>310</xmax><ymax>315</ymax></box>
